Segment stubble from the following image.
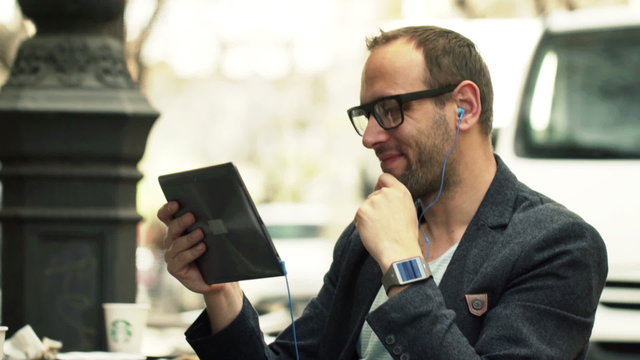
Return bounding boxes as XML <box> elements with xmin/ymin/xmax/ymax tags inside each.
<box><xmin>399</xmin><ymin>109</ymin><xmax>458</xmax><ymax>201</ymax></box>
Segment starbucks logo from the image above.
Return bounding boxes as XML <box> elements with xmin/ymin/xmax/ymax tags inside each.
<box><xmin>109</xmin><ymin>319</ymin><xmax>133</xmax><ymax>343</ymax></box>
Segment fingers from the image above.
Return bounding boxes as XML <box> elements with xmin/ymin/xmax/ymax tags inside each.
<box><xmin>165</xmin><ymin>212</ymin><xmax>196</xmax><ymax>244</ymax></box>
<box><xmin>368</xmin><ymin>174</ymin><xmax>409</xmax><ymax>206</ymax></box>
<box><xmin>157</xmin><ymin>201</ymin><xmax>179</xmax><ymax>225</ymax></box>
<box><xmin>158</xmin><ymin>201</ymin><xmax>205</xmax><ymax>263</ymax></box>
<box><xmin>164</xmin><ymin>227</ymin><xmax>206</xmax><ymax>278</ymax></box>
<box><xmin>158</xmin><ymin>202</ymin><xmax>201</xmax><ymax>249</ymax></box>
<box><xmin>156</xmin><ymin>202</ymin><xmax>214</xmax><ymax>294</ymax></box>
<box><xmin>375</xmin><ymin>173</ymin><xmax>401</xmax><ymax>191</ymax></box>
<box><xmin>167</xmin><ymin>226</ymin><xmax>204</xmax><ymax>255</ymax></box>
<box><xmin>356</xmin><ymin>172</ymin><xmax>418</xmax><ymax>256</ymax></box>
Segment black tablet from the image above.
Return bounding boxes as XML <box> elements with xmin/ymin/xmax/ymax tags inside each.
<box><xmin>158</xmin><ymin>162</ymin><xmax>284</xmax><ymax>284</ymax></box>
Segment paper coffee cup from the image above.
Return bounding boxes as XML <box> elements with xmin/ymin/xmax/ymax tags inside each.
<box><xmin>103</xmin><ymin>303</ymin><xmax>149</xmax><ymax>354</ymax></box>
<box><xmin>0</xmin><ymin>326</ymin><xmax>7</xmax><ymax>358</ymax></box>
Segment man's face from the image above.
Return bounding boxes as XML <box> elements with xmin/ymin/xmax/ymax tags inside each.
<box><xmin>360</xmin><ymin>39</ymin><xmax>456</xmax><ymax>199</ymax></box>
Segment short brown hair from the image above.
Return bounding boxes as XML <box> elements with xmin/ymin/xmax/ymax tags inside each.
<box><xmin>366</xmin><ymin>26</ymin><xmax>494</xmax><ymax>134</ymax></box>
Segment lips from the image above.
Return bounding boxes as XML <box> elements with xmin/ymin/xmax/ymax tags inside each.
<box><xmin>377</xmin><ymin>151</ymin><xmax>405</xmax><ymax>172</ymax></box>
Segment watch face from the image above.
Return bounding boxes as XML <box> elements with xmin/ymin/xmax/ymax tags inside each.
<box><xmin>394</xmin><ymin>257</ymin><xmax>427</xmax><ymax>284</ymax></box>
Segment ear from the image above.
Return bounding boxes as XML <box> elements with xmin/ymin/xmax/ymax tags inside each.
<box><xmin>452</xmin><ymin>80</ymin><xmax>481</xmax><ymax>131</ymax></box>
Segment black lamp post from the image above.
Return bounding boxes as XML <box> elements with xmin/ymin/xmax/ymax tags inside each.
<box><xmin>0</xmin><ymin>0</ymin><xmax>158</xmax><ymax>351</ymax></box>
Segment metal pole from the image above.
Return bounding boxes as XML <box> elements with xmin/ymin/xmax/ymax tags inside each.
<box><xmin>0</xmin><ymin>0</ymin><xmax>158</xmax><ymax>351</ymax></box>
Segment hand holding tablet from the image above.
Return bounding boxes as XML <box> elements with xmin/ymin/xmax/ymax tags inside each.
<box><xmin>158</xmin><ymin>163</ymin><xmax>284</xmax><ymax>284</ymax></box>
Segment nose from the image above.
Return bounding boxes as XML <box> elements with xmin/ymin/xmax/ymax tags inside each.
<box><xmin>362</xmin><ymin>114</ymin><xmax>389</xmax><ymax>149</ymax></box>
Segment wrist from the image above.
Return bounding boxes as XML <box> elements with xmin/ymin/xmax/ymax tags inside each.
<box><xmin>203</xmin><ymin>282</ymin><xmax>243</xmax><ymax>334</ymax></box>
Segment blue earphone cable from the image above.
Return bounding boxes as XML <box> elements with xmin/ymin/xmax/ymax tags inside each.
<box><xmin>416</xmin><ymin>119</ymin><xmax>462</xmax><ymax>257</ymax></box>
<box><xmin>280</xmin><ymin>260</ymin><xmax>301</xmax><ymax>360</ymax></box>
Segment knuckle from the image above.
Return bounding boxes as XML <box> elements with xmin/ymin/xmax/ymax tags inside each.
<box><xmin>180</xmin><ymin>213</ymin><xmax>195</xmax><ymax>226</ymax></box>
<box><xmin>168</xmin><ymin>219</ymin><xmax>186</xmax><ymax>237</ymax></box>
<box><xmin>178</xmin><ymin>244</ymin><xmax>202</xmax><ymax>263</ymax></box>
<box><xmin>157</xmin><ymin>202</ymin><xmax>177</xmax><ymax>223</ymax></box>
<box><xmin>189</xmin><ymin>228</ymin><xmax>201</xmax><ymax>241</ymax></box>
<box><xmin>177</xmin><ymin>251</ymin><xmax>192</xmax><ymax>265</ymax></box>
<box><xmin>163</xmin><ymin>248</ymin><xmax>173</xmax><ymax>263</ymax></box>
<box><xmin>157</xmin><ymin>206</ymin><xmax>168</xmax><ymax>223</ymax></box>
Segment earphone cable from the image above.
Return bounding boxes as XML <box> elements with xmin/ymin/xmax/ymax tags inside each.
<box><xmin>417</xmin><ymin>122</ymin><xmax>462</xmax><ymax>252</ymax></box>
<box><xmin>280</xmin><ymin>260</ymin><xmax>301</xmax><ymax>360</ymax></box>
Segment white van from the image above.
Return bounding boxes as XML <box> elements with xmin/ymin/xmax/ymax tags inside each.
<box><xmin>494</xmin><ymin>5</ymin><xmax>640</xmax><ymax>359</ymax></box>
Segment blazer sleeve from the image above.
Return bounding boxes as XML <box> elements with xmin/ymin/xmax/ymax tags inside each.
<box><xmin>184</xmin><ymin>224</ymin><xmax>358</xmax><ymax>360</ymax></box>
<box><xmin>366</xmin><ymin>204</ymin><xmax>608</xmax><ymax>360</ymax></box>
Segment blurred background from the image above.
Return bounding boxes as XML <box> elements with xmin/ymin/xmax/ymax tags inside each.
<box><xmin>1</xmin><ymin>0</ymin><xmax>638</xmax><ymax>358</ymax></box>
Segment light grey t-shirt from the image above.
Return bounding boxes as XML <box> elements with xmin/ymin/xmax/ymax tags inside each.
<box><xmin>357</xmin><ymin>243</ymin><xmax>460</xmax><ymax>359</ymax></box>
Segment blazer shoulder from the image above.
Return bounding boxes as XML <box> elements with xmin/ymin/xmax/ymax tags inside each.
<box><xmin>507</xmin><ymin>182</ymin><xmax>606</xmax><ymax>257</ymax></box>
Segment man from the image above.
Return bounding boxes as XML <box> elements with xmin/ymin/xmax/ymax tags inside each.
<box><xmin>158</xmin><ymin>26</ymin><xmax>607</xmax><ymax>359</ymax></box>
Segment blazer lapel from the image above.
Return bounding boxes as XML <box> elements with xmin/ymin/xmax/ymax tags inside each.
<box><xmin>439</xmin><ymin>156</ymin><xmax>518</xmax><ymax>309</ymax></box>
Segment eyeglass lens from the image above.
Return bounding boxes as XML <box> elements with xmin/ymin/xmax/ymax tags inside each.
<box><xmin>350</xmin><ymin>98</ymin><xmax>403</xmax><ymax>135</ymax></box>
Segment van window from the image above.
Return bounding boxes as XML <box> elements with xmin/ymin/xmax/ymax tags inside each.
<box><xmin>516</xmin><ymin>27</ymin><xmax>640</xmax><ymax>159</ymax></box>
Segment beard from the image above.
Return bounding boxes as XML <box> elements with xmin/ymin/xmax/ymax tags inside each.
<box><xmin>397</xmin><ymin>110</ymin><xmax>458</xmax><ymax>200</ymax></box>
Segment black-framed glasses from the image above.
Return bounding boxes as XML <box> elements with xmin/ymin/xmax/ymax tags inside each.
<box><xmin>347</xmin><ymin>84</ymin><xmax>457</xmax><ymax>136</ymax></box>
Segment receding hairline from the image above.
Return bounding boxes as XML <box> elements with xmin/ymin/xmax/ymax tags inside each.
<box><xmin>364</xmin><ymin>35</ymin><xmax>434</xmax><ymax>89</ymax></box>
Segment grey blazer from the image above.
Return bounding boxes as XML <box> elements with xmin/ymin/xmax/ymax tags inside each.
<box><xmin>186</xmin><ymin>157</ymin><xmax>608</xmax><ymax>360</ymax></box>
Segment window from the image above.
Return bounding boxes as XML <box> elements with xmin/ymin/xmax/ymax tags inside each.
<box><xmin>516</xmin><ymin>27</ymin><xmax>640</xmax><ymax>159</ymax></box>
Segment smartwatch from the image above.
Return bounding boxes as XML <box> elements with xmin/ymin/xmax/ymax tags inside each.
<box><xmin>382</xmin><ymin>256</ymin><xmax>431</xmax><ymax>294</ymax></box>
